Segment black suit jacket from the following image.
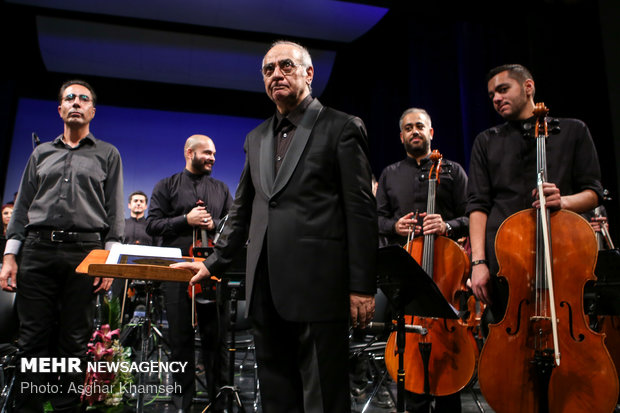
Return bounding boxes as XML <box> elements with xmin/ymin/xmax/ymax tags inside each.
<box><xmin>205</xmin><ymin>99</ymin><xmax>377</xmax><ymax>322</ymax></box>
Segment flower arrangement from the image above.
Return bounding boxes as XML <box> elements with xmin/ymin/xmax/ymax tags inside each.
<box><xmin>81</xmin><ymin>297</ymin><xmax>133</xmax><ymax>411</ymax></box>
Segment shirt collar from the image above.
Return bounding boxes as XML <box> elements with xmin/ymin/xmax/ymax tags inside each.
<box><xmin>53</xmin><ymin>133</ymin><xmax>96</xmax><ymax>148</ymax></box>
<box><xmin>404</xmin><ymin>153</ymin><xmax>431</xmax><ymax>167</ymax></box>
<box><xmin>274</xmin><ymin>95</ymin><xmax>314</xmax><ymax>131</ymax></box>
<box><xmin>183</xmin><ymin>168</ymin><xmax>209</xmax><ymax>180</ymax></box>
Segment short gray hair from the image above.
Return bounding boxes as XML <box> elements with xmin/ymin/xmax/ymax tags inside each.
<box><xmin>399</xmin><ymin>108</ymin><xmax>432</xmax><ymax>131</ymax></box>
<box><xmin>263</xmin><ymin>40</ymin><xmax>313</xmax><ymax>94</ymax></box>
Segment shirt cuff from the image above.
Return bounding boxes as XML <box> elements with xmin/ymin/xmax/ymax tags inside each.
<box><xmin>105</xmin><ymin>241</ymin><xmax>122</xmax><ymax>251</ymax></box>
<box><xmin>3</xmin><ymin>239</ymin><xmax>22</xmax><ymax>256</ymax></box>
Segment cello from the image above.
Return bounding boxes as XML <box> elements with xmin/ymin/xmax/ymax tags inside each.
<box><xmin>477</xmin><ymin>103</ymin><xmax>619</xmax><ymax>412</ymax></box>
<box><xmin>384</xmin><ymin>150</ymin><xmax>478</xmax><ymax>397</ymax></box>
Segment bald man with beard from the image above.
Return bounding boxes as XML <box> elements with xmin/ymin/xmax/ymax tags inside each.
<box><xmin>146</xmin><ymin>135</ymin><xmax>233</xmax><ymax>412</ymax></box>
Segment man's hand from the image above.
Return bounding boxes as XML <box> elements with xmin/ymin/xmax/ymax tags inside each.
<box><xmin>471</xmin><ymin>263</ymin><xmax>493</xmax><ymax>305</ymax></box>
<box><xmin>421</xmin><ymin>213</ymin><xmax>447</xmax><ymax>236</ymax></box>
<box><xmin>186</xmin><ymin>206</ymin><xmax>215</xmax><ymax>231</ymax></box>
<box><xmin>589</xmin><ymin>216</ymin><xmax>606</xmax><ymax>233</ymax></box>
<box><xmin>93</xmin><ymin>277</ymin><xmax>114</xmax><ymax>293</ymax></box>
<box><xmin>170</xmin><ymin>261</ymin><xmax>212</xmax><ymax>285</ymax></box>
<box><xmin>394</xmin><ymin>212</ymin><xmax>419</xmax><ymax>237</ymax></box>
<box><xmin>532</xmin><ymin>182</ymin><xmax>562</xmax><ymax>210</ymax></box>
<box><xmin>0</xmin><ymin>254</ymin><xmax>18</xmax><ymax>292</ymax></box>
<box><xmin>350</xmin><ymin>293</ymin><xmax>375</xmax><ymax>329</ymax></box>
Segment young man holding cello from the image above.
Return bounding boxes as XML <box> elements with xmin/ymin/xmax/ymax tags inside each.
<box><xmin>467</xmin><ymin>63</ymin><xmax>603</xmax><ymax>319</ymax></box>
<box><xmin>376</xmin><ymin>107</ymin><xmax>471</xmax><ymax>412</ymax></box>
<box><xmin>467</xmin><ymin>64</ymin><xmax>620</xmax><ymax>413</ymax></box>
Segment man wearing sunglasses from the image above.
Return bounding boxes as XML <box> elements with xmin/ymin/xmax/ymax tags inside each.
<box><xmin>173</xmin><ymin>41</ymin><xmax>377</xmax><ymax>412</ymax></box>
<box><xmin>1</xmin><ymin>80</ymin><xmax>124</xmax><ymax>412</ymax></box>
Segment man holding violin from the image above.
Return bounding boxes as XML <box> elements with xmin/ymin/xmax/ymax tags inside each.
<box><xmin>467</xmin><ymin>63</ymin><xmax>603</xmax><ymax>322</ymax></box>
<box><xmin>376</xmin><ymin>107</ymin><xmax>469</xmax><ymax>413</ymax></box>
<box><xmin>146</xmin><ymin>134</ymin><xmax>232</xmax><ymax>412</ymax></box>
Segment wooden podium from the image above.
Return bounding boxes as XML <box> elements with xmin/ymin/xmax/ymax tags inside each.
<box><xmin>76</xmin><ymin>249</ymin><xmax>204</xmax><ymax>282</ymax></box>
<box><xmin>77</xmin><ymin>249</ymin><xmax>206</xmax><ymax>413</ymax></box>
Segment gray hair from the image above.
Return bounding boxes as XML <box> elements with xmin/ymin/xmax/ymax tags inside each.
<box><xmin>399</xmin><ymin>108</ymin><xmax>432</xmax><ymax>131</ymax></box>
<box><xmin>263</xmin><ymin>40</ymin><xmax>313</xmax><ymax>94</ymax></box>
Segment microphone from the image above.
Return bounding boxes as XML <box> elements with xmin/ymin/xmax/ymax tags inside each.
<box><xmin>366</xmin><ymin>321</ymin><xmax>427</xmax><ymax>335</ymax></box>
<box><xmin>213</xmin><ymin>214</ymin><xmax>229</xmax><ymax>244</ymax></box>
<box><xmin>32</xmin><ymin>132</ymin><xmax>41</xmax><ymax>149</ymax></box>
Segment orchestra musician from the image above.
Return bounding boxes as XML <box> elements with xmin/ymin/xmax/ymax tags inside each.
<box><xmin>0</xmin><ymin>80</ymin><xmax>123</xmax><ymax>413</ymax></box>
<box><xmin>467</xmin><ymin>63</ymin><xmax>603</xmax><ymax>324</ymax></box>
<box><xmin>171</xmin><ymin>40</ymin><xmax>377</xmax><ymax>413</ymax></box>
<box><xmin>376</xmin><ymin>107</ymin><xmax>469</xmax><ymax>412</ymax></box>
<box><xmin>146</xmin><ymin>134</ymin><xmax>233</xmax><ymax>412</ymax></box>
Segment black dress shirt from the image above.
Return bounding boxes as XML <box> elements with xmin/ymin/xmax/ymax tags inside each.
<box><xmin>274</xmin><ymin>95</ymin><xmax>313</xmax><ymax>174</ymax></box>
<box><xmin>124</xmin><ymin>216</ymin><xmax>157</xmax><ymax>245</ymax></box>
<box><xmin>5</xmin><ymin>133</ymin><xmax>124</xmax><ymax>254</ymax></box>
<box><xmin>146</xmin><ymin>169</ymin><xmax>233</xmax><ymax>255</ymax></box>
<box><xmin>377</xmin><ymin>155</ymin><xmax>469</xmax><ymax>246</ymax></box>
<box><xmin>466</xmin><ymin>117</ymin><xmax>603</xmax><ymax>275</ymax></box>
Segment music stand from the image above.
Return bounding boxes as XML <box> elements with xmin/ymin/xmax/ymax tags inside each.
<box><xmin>77</xmin><ymin>250</ymin><xmax>197</xmax><ymax>413</ymax></box>
<box><xmin>377</xmin><ymin>245</ymin><xmax>457</xmax><ymax>413</ymax></box>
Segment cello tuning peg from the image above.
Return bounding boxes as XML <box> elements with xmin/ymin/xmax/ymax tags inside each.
<box><xmin>550</xmin><ymin>126</ymin><xmax>561</xmax><ymax>135</ymax></box>
<box><xmin>548</xmin><ymin>118</ymin><xmax>560</xmax><ymax>126</ymax></box>
<box><xmin>521</xmin><ymin>122</ymin><xmax>535</xmax><ymax>138</ymax></box>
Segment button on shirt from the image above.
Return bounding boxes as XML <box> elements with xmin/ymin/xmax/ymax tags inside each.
<box><xmin>5</xmin><ymin>133</ymin><xmax>124</xmax><ymax>254</ymax></box>
<box><xmin>273</xmin><ymin>95</ymin><xmax>313</xmax><ymax>174</ymax></box>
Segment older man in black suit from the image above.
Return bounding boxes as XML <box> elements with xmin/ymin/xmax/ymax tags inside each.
<box><xmin>173</xmin><ymin>40</ymin><xmax>377</xmax><ymax>412</ymax></box>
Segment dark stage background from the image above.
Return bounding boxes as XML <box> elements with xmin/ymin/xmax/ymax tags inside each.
<box><xmin>1</xmin><ymin>1</ymin><xmax>619</xmax><ymax>238</ymax></box>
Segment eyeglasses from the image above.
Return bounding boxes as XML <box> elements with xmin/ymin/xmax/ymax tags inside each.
<box><xmin>63</xmin><ymin>93</ymin><xmax>92</xmax><ymax>103</ymax></box>
<box><xmin>261</xmin><ymin>59</ymin><xmax>301</xmax><ymax>77</ymax></box>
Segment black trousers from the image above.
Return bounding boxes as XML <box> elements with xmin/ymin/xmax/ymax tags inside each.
<box><xmin>162</xmin><ymin>281</ymin><xmax>229</xmax><ymax>410</ymax></box>
<box><xmin>15</xmin><ymin>235</ymin><xmax>100</xmax><ymax>412</ymax></box>
<box><xmin>250</xmin><ymin>260</ymin><xmax>351</xmax><ymax>413</ymax></box>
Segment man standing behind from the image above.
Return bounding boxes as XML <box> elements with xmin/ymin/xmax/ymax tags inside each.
<box><xmin>146</xmin><ymin>134</ymin><xmax>232</xmax><ymax>412</ymax></box>
<box><xmin>376</xmin><ymin>107</ymin><xmax>468</xmax><ymax>412</ymax></box>
<box><xmin>112</xmin><ymin>190</ymin><xmax>158</xmax><ymax>320</ymax></box>
<box><xmin>124</xmin><ymin>190</ymin><xmax>157</xmax><ymax>245</ymax></box>
<box><xmin>467</xmin><ymin>64</ymin><xmax>603</xmax><ymax>319</ymax></box>
<box><xmin>173</xmin><ymin>40</ymin><xmax>377</xmax><ymax>413</ymax></box>
<box><xmin>0</xmin><ymin>80</ymin><xmax>123</xmax><ymax>412</ymax></box>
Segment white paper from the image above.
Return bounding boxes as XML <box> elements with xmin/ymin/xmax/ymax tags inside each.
<box><xmin>105</xmin><ymin>244</ymin><xmax>182</xmax><ymax>264</ymax></box>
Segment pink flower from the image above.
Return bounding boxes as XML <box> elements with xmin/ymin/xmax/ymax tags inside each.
<box><xmin>88</xmin><ymin>341</ymin><xmax>114</xmax><ymax>361</ymax></box>
<box><xmin>92</xmin><ymin>324</ymin><xmax>120</xmax><ymax>343</ymax></box>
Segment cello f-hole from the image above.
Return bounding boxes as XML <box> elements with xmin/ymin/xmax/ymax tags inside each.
<box><xmin>559</xmin><ymin>301</ymin><xmax>586</xmax><ymax>342</ymax></box>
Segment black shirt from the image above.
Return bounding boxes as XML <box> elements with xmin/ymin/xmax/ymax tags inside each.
<box><xmin>124</xmin><ymin>216</ymin><xmax>157</xmax><ymax>245</ymax></box>
<box><xmin>146</xmin><ymin>169</ymin><xmax>233</xmax><ymax>255</ymax></box>
<box><xmin>376</xmin><ymin>155</ymin><xmax>469</xmax><ymax>246</ymax></box>
<box><xmin>466</xmin><ymin>117</ymin><xmax>603</xmax><ymax>275</ymax></box>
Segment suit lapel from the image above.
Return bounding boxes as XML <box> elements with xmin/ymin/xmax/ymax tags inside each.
<box><xmin>271</xmin><ymin>99</ymin><xmax>324</xmax><ymax>196</ymax></box>
<box><xmin>259</xmin><ymin>116</ymin><xmax>277</xmax><ymax>197</ymax></box>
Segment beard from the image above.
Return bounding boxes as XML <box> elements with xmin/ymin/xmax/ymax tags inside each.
<box><xmin>404</xmin><ymin>137</ymin><xmax>430</xmax><ymax>159</ymax></box>
<box><xmin>191</xmin><ymin>154</ymin><xmax>212</xmax><ymax>176</ymax></box>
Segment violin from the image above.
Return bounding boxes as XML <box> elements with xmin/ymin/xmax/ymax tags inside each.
<box><xmin>187</xmin><ymin>200</ymin><xmax>217</xmax><ymax>327</ymax></box>
<box><xmin>477</xmin><ymin>103</ymin><xmax>619</xmax><ymax>412</ymax></box>
<box><xmin>384</xmin><ymin>150</ymin><xmax>478</xmax><ymax>396</ymax></box>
